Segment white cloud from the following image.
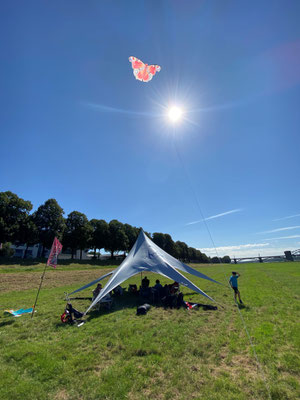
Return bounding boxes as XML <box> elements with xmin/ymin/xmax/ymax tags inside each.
<box><xmin>258</xmin><ymin>225</ymin><xmax>300</xmax><ymax>234</ymax></box>
<box><xmin>186</xmin><ymin>208</ymin><xmax>242</xmax><ymax>225</ymax></box>
<box><xmin>201</xmin><ymin>243</ymin><xmax>269</xmax><ymax>252</ymax></box>
<box><xmin>273</xmin><ymin>213</ymin><xmax>300</xmax><ymax>221</ymax></box>
<box><xmin>200</xmin><ymin>243</ymin><xmax>269</xmax><ymax>257</ymax></box>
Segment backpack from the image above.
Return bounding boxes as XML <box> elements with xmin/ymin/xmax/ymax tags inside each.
<box><xmin>61</xmin><ymin>311</ymin><xmax>72</xmax><ymax>324</ymax></box>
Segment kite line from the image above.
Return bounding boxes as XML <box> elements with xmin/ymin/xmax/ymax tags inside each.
<box><xmin>171</xmin><ymin>130</ymin><xmax>272</xmax><ymax>400</ymax></box>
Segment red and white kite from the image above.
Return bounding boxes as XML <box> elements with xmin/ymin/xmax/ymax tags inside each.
<box><xmin>129</xmin><ymin>56</ymin><xmax>161</xmax><ymax>82</ymax></box>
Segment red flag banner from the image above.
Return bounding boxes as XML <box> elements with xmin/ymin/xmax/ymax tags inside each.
<box><xmin>47</xmin><ymin>237</ymin><xmax>63</xmax><ymax>268</ymax></box>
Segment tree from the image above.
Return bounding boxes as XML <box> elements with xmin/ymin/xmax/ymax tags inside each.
<box><xmin>123</xmin><ymin>224</ymin><xmax>139</xmax><ymax>252</ymax></box>
<box><xmin>63</xmin><ymin>211</ymin><xmax>93</xmax><ymax>259</ymax></box>
<box><xmin>152</xmin><ymin>232</ymin><xmax>177</xmax><ymax>257</ymax></box>
<box><xmin>222</xmin><ymin>255</ymin><xmax>231</xmax><ymax>264</ymax></box>
<box><xmin>105</xmin><ymin>220</ymin><xmax>128</xmax><ymax>258</ymax></box>
<box><xmin>90</xmin><ymin>219</ymin><xmax>109</xmax><ymax>258</ymax></box>
<box><xmin>211</xmin><ymin>256</ymin><xmax>220</xmax><ymax>264</ymax></box>
<box><xmin>0</xmin><ymin>242</ymin><xmax>14</xmax><ymax>258</ymax></box>
<box><xmin>199</xmin><ymin>252</ymin><xmax>210</xmax><ymax>263</ymax></box>
<box><xmin>193</xmin><ymin>249</ymin><xmax>210</xmax><ymax>263</ymax></box>
<box><xmin>33</xmin><ymin>199</ymin><xmax>65</xmax><ymax>256</ymax></box>
<box><xmin>17</xmin><ymin>215</ymin><xmax>39</xmax><ymax>258</ymax></box>
<box><xmin>164</xmin><ymin>233</ymin><xmax>177</xmax><ymax>257</ymax></box>
<box><xmin>175</xmin><ymin>241</ymin><xmax>189</xmax><ymax>261</ymax></box>
<box><xmin>0</xmin><ymin>191</ymin><xmax>33</xmax><ymax>244</ymax></box>
<box><xmin>152</xmin><ymin>232</ymin><xmax>166</xmax><ymax>250</ymax></box>
<box><xmin>143</xmin><ymin>230</ymin><xmax>152</xmax><ymax>239</ymax></box>
<box><xmin>188</xmin><ymin>247</ymin><xmax>197</xmax><ymax>262</ymax></box>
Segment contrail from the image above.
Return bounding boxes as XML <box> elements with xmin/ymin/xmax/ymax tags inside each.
<box><xmin>258</xmin><ymin>226</ymin><xmax>300</xmax><ymax>234</ymax></box>
<box><xmin>186</xmin><ymin>208</ymin><xmax>242</xmax><ymax>225</ymax></box>
<box><xmin>273</xmin><ymin>213</ymin><xmax>300</xmax><ymax>221</ymax></box>
<box><xmin>262</xmin><ymin>234</ymin><xmax>300</xmax><ymax>241</ymax></box>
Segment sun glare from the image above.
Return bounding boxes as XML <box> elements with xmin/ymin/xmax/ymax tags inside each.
<box><xmin>168</xmin><ymin>106</ymin><xmax>183</xmax><ymax>123</ymax></box>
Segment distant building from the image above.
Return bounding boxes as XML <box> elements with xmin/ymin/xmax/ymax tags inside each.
<box><xmin>10</xmin><ymin>243</ymin><xmax>89</xmax><ymax>260</ymax></box>
<box><xmin>11</xmin><ymin>243</ymin><xmax>43</xmax><ymax>258</ymax></box>
<box><xmin>58</xmin><ymin>248</ymin><xmax>90</xmax><ymax>260</ymax></box>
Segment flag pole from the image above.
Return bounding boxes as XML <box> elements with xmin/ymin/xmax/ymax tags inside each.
<box><xmin>31</xmin><ymin>262</ymin><xmax>48</xmax><ymax>318</ymax></box>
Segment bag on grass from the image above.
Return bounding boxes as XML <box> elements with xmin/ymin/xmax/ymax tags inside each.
<box><xmin>61</xmin><ymin>312</ymin><xmax>71</xmax><ymax>324</ymax></box>
<box><xmin>136</xmin><ymin>303</ymin><xmax>151</xmax><ymax>316</ymax></box>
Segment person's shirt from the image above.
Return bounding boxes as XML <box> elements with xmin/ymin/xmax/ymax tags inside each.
<box><xmin>115</xmin><ymin>285</ymin><xmax>123</xmax><ymax>295</ymax></box>
<box><xmin>154</xmin><ymin>283</ymin><xmax>162</xmax><ymax>290</ymax></box>
<box><xmin>163</xmin><ymin>285</ymin><xmax>170</xmax><ymax>296</ymax></box>
<box><xmin>103</xmin><ymin>293</ymin><xmax>111</xmax><ymax>301</ymax></box>
<box><xmin>142</xmin><ymin>278</ymin><xmax>149</xmax><ymax>287</ymax></box>
<box><xmin>229</xmin><ymin>275</ymin><xmax>239</xmax><ymax>288</ymax></box>
<box><xmin>93</xmin><ymin>287</ymin><xmax>102</xmax><ymax>298</ymax></box>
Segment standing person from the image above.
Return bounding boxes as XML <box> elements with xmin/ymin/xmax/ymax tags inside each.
<box><xmin>229</xmin><ymin>272</ymin><xmax>243</xmax><ymax>304</ymax></box>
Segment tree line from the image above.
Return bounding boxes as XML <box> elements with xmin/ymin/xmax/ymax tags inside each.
<box><xmin>0</xmin><ymin>191</ymin><xmax>231</xmax><ymax>263</ymax></box>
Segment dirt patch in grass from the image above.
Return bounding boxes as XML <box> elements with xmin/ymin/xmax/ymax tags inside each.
<box><xmin>0</xmin><ymin>268</ymin><xmax>113</xmax><ymax>293</ymax></box>
<box><xmin>212</xmin><ymin>353</ymin><xmax>259</xmax><ymax>380</ymax></box>
<box><xmin>54</xmin><ymin>389</ymin><xmax>69</xmax><ymax>400</ymax></box>
<box><xmin>93</xmin><ymin>356</ymin><xmax>115</xmax><ymax>376</ymax></box>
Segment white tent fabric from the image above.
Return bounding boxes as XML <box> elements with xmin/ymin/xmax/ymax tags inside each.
<box><xmin>85</xmin><ymin>230</ymin><xmax>220</xmax><ymax>314</ymax></box>
<box><xmin>144</xmin><ymin>237</ymin><xmax>221</xmax><ymax>285</ymax></box>
<box><xmin>68</xmin><ymin>271</ymin><xmax>113</xmax><ymax>296</ymax></box>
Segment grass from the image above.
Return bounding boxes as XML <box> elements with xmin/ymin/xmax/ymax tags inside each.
<box><xmin>0</xmin><ymin>261</ymin><xmax>299</xmax><ymax>400</ymax></box>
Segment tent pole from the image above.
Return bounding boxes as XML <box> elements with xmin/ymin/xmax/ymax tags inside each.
<box><xmin>31</xmin><ymin>262</ymin><xmax>48</xmax><ymax>318</ymax></box>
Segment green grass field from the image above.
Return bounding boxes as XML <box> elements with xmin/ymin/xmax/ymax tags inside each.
<box><xmin>0</xmin><ymin>261</ymin><xmax>299</xmax><ymax>400</ymax></box>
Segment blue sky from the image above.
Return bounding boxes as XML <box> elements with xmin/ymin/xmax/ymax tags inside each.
<box><xmin>1</xmin><ymin>1</ymin><xmax>300</xmax><ymax>258</ymax></box>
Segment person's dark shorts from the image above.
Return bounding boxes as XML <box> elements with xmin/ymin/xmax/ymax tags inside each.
<box><xmin>232</xmin><ymin>287</ymin><xmax>239</xmax><ymax>293</ymax></box>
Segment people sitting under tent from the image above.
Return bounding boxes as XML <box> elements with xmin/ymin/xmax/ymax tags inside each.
<box><xmin>176</xmin><ymin>292</ymin><xmax>186</xmax><ymax>309</ymax></box>
<box><xmin>101</xmin><ymin>292</ymin><xmax>113</xmax><ymax>309</ymax></box>
<box><xmin>140</xmin><ymin>279</ymin><xmax>151</xmax><ymax>299</ymax></box>
<box><xmin>93</xmin><ymin>291</ymin><xmax>113</xmax><ymax>311</ymax></box>
<box><xmin>141</xmin><ymin>276</ymin><xmax>150</xmax><ymax>288</ymax></box>
<box><xmin>91</xmin><ymin>283</ymin><xmax>113</xmax><ymax>311</ymax></box>
<box><xmin>152</xmin><ymin>279</ymin><xmax>163</xmax><ymax>303</ymax></box>
<box><xmin>161</xmin><ymin>290</ymin><xmax>185</xmax><ymax>309</ymax></box>
<box><xmin>162</xmin><ymin>284</ymin><xmax>170</xmax><ymax>298</ymax></box>
<box><xmin>128</xmin><ymin>284</ymin><xmax>138</xmax><ymax>294</ymax></box>
<box><xmin>154</xmin><ymin>279</ymin><xmax>163</xmax><ymax>291</ymax></box>
<box><xmin>162</xmin><ymin>292</ymin><xmax>177</xmax><ymax>309</ymax></box>
<box><xmin>139</xmin><ymin>275</ymin><xmax>151</xmax><ymax>299</ymax></box>
<box><xmin>92</xmin><ymin>283</ymin><xmax>102</xmax><ymax>301</ymax></box>
<box><xmin>140</xmin><ymin>285</ymin><xmax>151</xmax><ymax>299</ymax></box>
<box><xmin>113</xmin><ymin>285</ymin><xmax>124</xmax><ymax>296</ymax></box>
<box><xmin>170</xmin><ymin>281</ymin><xmax>180</xmax><ymax>294</ymax></box>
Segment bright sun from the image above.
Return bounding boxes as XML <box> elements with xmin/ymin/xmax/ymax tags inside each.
<box><xmin>168</xmin><ymin>106</ymin><xmax>183</xmax><ymax>123</ymax></box>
